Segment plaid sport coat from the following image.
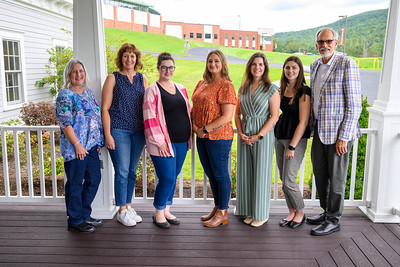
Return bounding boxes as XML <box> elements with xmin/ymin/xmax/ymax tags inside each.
<box><xmin>310</xmin><ymin>52</ymin><xmax>362</xmax><ymax>145</ymax></box>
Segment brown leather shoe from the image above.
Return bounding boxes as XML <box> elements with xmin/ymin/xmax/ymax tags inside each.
<box><xmin>200</xmin><ymin>206</ymin><xmax>218</xmax><ymax>221</ymax></box>
<box><xmin>203</xmin><ymin>209</ymin><xmax>228</xmax><ymax>227</ymax></box>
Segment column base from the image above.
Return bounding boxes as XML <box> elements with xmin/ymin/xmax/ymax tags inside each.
<box><xmin>359</xmin><ymin>206</ymin><xmax>400</xmax><ymax>223</ymax></box>
<box><xmin>91</xmin><ymin>206</ymin><xmax>118</xmax><ymax>219</ymax></box>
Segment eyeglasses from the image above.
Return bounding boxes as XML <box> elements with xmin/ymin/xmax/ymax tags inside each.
<box><xmin>317</xmin><ymin>39</ymin><xmax>334</xmax><ymax>45</ymax></box>
<box><xmin>160</xmin><ymin>66</ymin><xmax>176</xmax><ymax>71</ymax></box>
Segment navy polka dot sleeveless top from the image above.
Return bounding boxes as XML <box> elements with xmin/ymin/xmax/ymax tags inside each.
<box><xmin>109</xmin><ymin>71</ymin><xmax>145</xmax><ymax>131</ymax></box>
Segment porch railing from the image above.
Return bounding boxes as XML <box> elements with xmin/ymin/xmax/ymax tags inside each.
<box><xmin>0</xmin><ymin>125</ymin><xmax>377</xmax><ymax>207</ymax></box>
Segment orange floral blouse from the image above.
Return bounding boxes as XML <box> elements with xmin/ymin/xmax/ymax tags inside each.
<box><xmin>191</xmin><ymin>79</ymin><xmax>237</xmax><ymax>140</ymax></box>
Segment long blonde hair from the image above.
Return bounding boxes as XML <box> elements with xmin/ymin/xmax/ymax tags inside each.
<box><xmin>239</xmin><ymin>52</ymin><xmax>271</xmax><ymax>95</ymax></box>
<box><xmin>202</xmin><ymin>50</ymin><xmax>231</xmax><ymax>83</ymax></box>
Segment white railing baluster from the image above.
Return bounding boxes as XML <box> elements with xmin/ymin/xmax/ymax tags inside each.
<box><xmin>299</xmin><ymin>158</ymin><xmax>305</xmax><ymax>197</ymax></box>
<box><xmin>191</xmin><ymin>147</ymin><xmax>195</xmax><ymax>200</ymax></box>
<box><xmin>1</xmin><ymin>127</ymin><xmax>10</xmax><ymax>197</ymax></box>
<box><xmin>349</xmin><ymin>138</ymin><xmax>359</xmax><ymax>201</ymax></box>
<box><xmin>25</xmin><ymin>130</ymin><xmax>34</xmax><ymax>197</ymax></box>
<box><xmin>50</xmin><ymin>130</ymin><xmax>57</xmax><ymax>198</ymax></box>
<box><xmin>37</xmin><ymin>130</ymin><xmax>46</xmax><ymax>198</ymax></box>
<box><xmin>203</xmin><ymin>173</ymin><xmax>207</xmax><ymax>200</ymax></box>
<box><xmin>362</xmin><ymin>131</ymin><xmax>375</xmax><ymax>204</ymax></box>
<box><xmin>13</xmin><ymin>131</ymin><xmax>22</xmax><ymax>197</ymax></box>
<box><xmin>311</xmin><ymin>174</ymin><xmax>317</xmax><ymax>201</ymax></box>
<box><xmin>179</xmin><ymin>171</ymin><xmax>183</xmax><ymax>200</ymax></box>
<box><xmin>274</xmin><ymin>161</ymin><xmax>279</xmax><ymax>200</ymax></box>
<box><xmin>142</xmin><ymin>149</ymin><xmax>147</xmax><ymax>200</ymax></box>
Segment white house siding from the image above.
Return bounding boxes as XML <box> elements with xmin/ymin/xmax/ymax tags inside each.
<box><xmin>0</xmin><ymin>0</ymin><xmax>72</xmax><ymax>123</ymax></box>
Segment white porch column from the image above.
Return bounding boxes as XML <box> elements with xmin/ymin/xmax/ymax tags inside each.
<box><xmin>73</xmin><ymin>0</ymin><xmax>116</xmax><ymax>219</ymax></box>
<box><xmin>360</xmin><ymin>0</ymin><xmax>400</xmax><ymax>223</ymax></box>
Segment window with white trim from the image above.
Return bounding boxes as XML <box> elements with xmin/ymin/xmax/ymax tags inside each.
<box><xmin>1</xmin><ymin>29</ymin><xmax>26</xmax><ymax>110</ymax></box>
<box><xmin>3</xmin><ymin>39</ymin><xmax>23</xmax><ymax>104</ymax></box>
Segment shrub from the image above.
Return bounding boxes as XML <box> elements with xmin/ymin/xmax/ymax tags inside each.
<box><xmin>20</xmin><ymin>102</ymin><xmax>57</xmax><ymax>126</ymax></box>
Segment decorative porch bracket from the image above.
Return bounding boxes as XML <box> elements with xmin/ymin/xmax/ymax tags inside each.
<box><xmin>360</xmin><ymin>0</ymin><xmax>400</xmax><ymax>223</ymax></box>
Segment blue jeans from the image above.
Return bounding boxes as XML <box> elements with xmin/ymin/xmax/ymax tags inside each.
<box><xmin>109</xmin><ymin>129</ymin><xmax>145</xmax><ymax>207</ymax></box>
<box><xmin>196</xmin><ymin>137</ymin><xmax>232</xmax><ymax>210</ymax></box>
<box><xmin>151</xmin><ymin>142</ymin><xmax>188</xmax><ymax>210</ymax></box>
<box><xmin>64</xmin><ymin>146</ymin><xmax>101</xmax><ymax>226</ymax></box>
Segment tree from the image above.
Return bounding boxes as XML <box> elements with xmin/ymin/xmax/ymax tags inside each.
<box><xmin>35</xmin><ymin>46</ymin><xmax>73</xmax><ymax>96</ymax></box>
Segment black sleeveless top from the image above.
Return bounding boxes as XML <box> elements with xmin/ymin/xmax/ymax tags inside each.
<box><xmin>157</xmin><ymin>83</ymin><xmax>191</xmax><ymax>143</ymax></box>
<box><xmin>274</xmin><ymin>85</ymin><xmax>311</xmax><ymax>140</ymax></box>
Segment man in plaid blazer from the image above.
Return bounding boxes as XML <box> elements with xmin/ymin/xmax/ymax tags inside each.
<box><xmin>306</xmin><ymin>28</ymin><xmax>362</xmax><ymax>236</ymax></box>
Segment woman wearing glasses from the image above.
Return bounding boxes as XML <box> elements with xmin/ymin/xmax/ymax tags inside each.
<box><xmin>102</xmin><ymin>43</ymin><xmax>147</xmax><ymax>227</ymax></box>
<box><xmin>143</xmin><ymin>52</ymin><xmax>192</xmax><ymax>228</ymax></box>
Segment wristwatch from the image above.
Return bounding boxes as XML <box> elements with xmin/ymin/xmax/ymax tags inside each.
<box><xmin>288</xmin><ymin>145</ymin><xmax>296</xmax><ymax>151</ymax></box>
<box><xmin>257</xmin><ymin>133</ymin><xmax>263</xmax><ymax>140</ymax></box>
<box><xmin>203</xmin><ymin>126</ymin><xmax>208</xmax><ymax>134</ymax></box>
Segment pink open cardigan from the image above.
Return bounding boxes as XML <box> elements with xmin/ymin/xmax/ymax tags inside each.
<box><xmin>143</xmin><ymin>81</ymin><xmax>192</xmax><ymax>157</ymax></box>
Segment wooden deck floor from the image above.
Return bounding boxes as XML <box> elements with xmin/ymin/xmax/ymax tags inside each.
<box><xmin>0</xmin><ymin>203</ymin><xmax>399</xmax><ymax>266</ymax></box>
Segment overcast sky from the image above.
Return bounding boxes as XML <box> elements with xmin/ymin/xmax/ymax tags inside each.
<box><xmin>144</xmin><ymin>0</ymin><xmax>389</xmax><ymax>33</ymax></box>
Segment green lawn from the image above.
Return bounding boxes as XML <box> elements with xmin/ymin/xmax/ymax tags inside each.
<box><xmin>105</xmin><ymin>27</ymin><xmax>220</xmax><ymax>56</ymax></box>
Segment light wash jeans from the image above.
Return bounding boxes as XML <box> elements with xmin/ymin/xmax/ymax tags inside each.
<box><xmin>109</xmin><ymin>129</ymin><xmax>145</xmax><ymax>207</ymax></box>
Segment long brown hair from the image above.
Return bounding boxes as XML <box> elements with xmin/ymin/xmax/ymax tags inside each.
<box><xmin>280</xmin><ymin>56</ymin><xmax>306</xmax><ymax>104</ymax></box>
<box><xmin>239</xmin><ymin>52</ymin><xmax>271</xmax><ymax>95</ymax></box>
<box><xmin>202</xmin><ymin>50</ymin><xmax>231</xmax><ymax>83</ymax></box>
<box><xmin>115</xmin><ymin>43</ymin><xmax>143</xmax><ymax>71</ymax></box>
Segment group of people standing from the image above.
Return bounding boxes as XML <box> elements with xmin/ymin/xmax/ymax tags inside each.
<box><xmin>56</xmin><ymin>27</ymin><xmax>361</xmax><ymax>237</ymax></box>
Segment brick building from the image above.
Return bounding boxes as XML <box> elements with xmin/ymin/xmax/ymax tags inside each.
<box><xmin>103</xmin><ymin>0</ymin><xmax>163</xmax><ymax>34</ymax></box>
<box><xmin>163</xmin><ymin>22</ymin><xmax>221</xmax><ymax>45</ymax></box>
<box><xmin>163</xmin><ymin>22</ymin><xmax>273</xmax><ymax>51</ymax></box>
<box><xmin>103</xmin><ymin>0</ymin><xmax>273</xmax><ymax>51</ymax></box>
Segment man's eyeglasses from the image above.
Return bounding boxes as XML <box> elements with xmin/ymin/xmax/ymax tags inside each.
<box><xmin>160</xmin><ymin>66</ymin><xmax>176</xmax><ymax>71</ymax></box>
<box><xmin>317</xmin><ymin>39</ymin><xmax>334</xmax><ymax>45</ymax></box>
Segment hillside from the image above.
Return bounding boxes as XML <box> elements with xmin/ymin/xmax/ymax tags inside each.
<box><xmin>274</xmin><ymin>9</ymin><xmax>388</xmax><ymax>57</ymax></box>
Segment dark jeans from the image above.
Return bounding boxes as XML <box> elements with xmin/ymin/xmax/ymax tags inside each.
<box><xmin>151</xmin><ymin>142</ymin><xmax>188</xmax><ymax>210</ymax></box>
<box><xmin>196</xmin><ymin>137</ymin><xmax>232</xmax><ymax>210</ymax></box>
<box><xmin>64</xmin><ymin>146</ymin><xmax>101</xmax><ymax>226</ymax></box>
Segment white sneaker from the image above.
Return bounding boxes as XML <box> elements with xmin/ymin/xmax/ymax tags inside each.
<box><xmin>117</xmin><ymin>209</ymin><xmax>136</xmax><ymax>226</ymax></box>
<box><xmin>127</xmin><ymin>205</ymin><xmax>142</xmax><ymax>223</ymax></box>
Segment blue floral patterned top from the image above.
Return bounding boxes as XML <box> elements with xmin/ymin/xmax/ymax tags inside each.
<box><xmin>56</xmin><ymin>88</ymin><xmax>104</xmax><ymax>162</ymax></box>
